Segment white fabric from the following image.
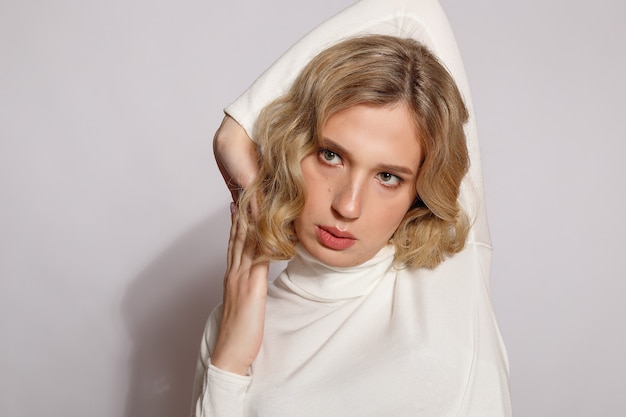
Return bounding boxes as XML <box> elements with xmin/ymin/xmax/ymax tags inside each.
<box><xmin>193</xmin><ymin>0</ymin><xmax>511</xmax><ymax>415</ymax></box>
<box><xmin>193</xmin><ymin>246</ymin><xmax>511</xmax><ymax>417</ymax></box>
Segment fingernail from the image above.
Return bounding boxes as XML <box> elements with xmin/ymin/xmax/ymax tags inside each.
<box><xmin>230</xmin><ymin>202</ymin><xmax>237</xmax><ymax>214</ymax></box>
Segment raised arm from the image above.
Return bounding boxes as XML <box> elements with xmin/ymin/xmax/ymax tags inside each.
<box><xmin>213</xmin><ymin>116</ymin><xmax>259</xmax><ymax>203</ymax></box>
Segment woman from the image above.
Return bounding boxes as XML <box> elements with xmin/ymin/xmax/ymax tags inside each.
<box><xmin>193</xmin><ymin>2</ymin><xmax>511</xmax><ymax>416</ymax></box>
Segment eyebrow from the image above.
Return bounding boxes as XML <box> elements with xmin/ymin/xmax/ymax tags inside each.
<box><xmin>320</xmin><ymin>137</ymin><xmax>417</xmax><ymax>177</ymax></box>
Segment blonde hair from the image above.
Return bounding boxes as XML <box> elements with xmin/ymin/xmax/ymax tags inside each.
<box><xmin>240</xmin><ymin>35</ymin><xmax>470</xmax><ymax>269</ymax></box>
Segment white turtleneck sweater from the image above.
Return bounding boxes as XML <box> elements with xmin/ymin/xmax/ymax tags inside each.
<box><xmin>192</xmin><ymin>1</ymin><xmax>512</xmax><ymax>415</ymax></box>
<box><xmin>193</xmin><ymin>245</ymin><xmax>510</xmax><ymax>417</ymax></box>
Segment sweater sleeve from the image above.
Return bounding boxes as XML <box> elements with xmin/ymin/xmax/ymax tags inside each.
<box><xmin>460</xmin><ymin>243</ymin><xmax>513</xmax><ymax>417</ymax></box>
<box><xmin>225</xmin><ymin>0</ymin><xmax>449</xmax><ymax>138</ymax></box>
<box><xmin>190</xmin><ymin>305</ymin><xmax>252</xmax><ymax>417</ymax></box>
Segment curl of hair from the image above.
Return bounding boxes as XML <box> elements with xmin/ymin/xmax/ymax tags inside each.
<box><xmin>240</xmin><ymin>35</ymin><xmax>470</xmax><ymax>269</ymax></box>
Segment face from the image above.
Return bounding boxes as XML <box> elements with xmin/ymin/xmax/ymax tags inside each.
<box><xmin>294</xmin><ymin>103</ymin><xmax>423</xmax><ymax>267</ymax></box>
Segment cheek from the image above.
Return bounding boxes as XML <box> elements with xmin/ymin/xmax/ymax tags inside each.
<box><xmin>377</xmin><ymin>198</ymin><xmax>413</xmax><ymax>233</ymax></box>
<box><xmin>302</xmin><ymin>192</ymin><xmax>330</xmax><ymax>223</ymax></box>
<box><xmin>384</xmin><ymin>210</ymin><xmax>406</xmax><ymax>234</ymax></box>
<box><xmin>298</xmin><ymin>181</ymin><xmax>329</xmax><ymax>223</ymax></box>
<box><xmin>301</xmin><ymin>163</ymin><xmax>334</xmax><ymax>209</ymax></box>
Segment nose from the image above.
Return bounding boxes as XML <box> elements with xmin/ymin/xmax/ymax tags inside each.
<box><xmin>331</xmin><ymin>179</ymin><xmax>362</xmax><ymax>220</ymax></box>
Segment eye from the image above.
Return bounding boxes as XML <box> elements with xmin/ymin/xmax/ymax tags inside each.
<box><xmin>376</xmin><ymin>172</ymin><xmax>402</xmax><ymax>187</ymax></box>
<box><xmin>318</xmin><ymin>149</ymin><xmax>342</xmax><ymax>166</ymax></box>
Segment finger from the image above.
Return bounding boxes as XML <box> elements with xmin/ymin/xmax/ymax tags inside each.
<box><xmin>229</xmin><ymin>209</ymin><xmax>249</xmax><ymax>272</ymax></box>
<box><xmin>237</xmin><ymin>223</ymin><xmax>257</xmax><ymax>273</ymax></box>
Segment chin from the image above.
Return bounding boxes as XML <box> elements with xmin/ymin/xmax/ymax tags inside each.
<box><xmin>307</xmin><ymin>245</ymin><xmax>368</xmax><ymax>268</ymax></box>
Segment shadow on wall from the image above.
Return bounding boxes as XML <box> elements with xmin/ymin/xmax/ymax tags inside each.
<box><xmin>122</xmin><ymin>209</ymin><xmax>230</xmax><ymax>417</ymax></box>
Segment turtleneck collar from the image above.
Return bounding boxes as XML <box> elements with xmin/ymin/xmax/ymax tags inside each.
<box><xmin>281</xmin><ymin>244</ymin><xmax>396</xmax><ymax>302</ymax></box>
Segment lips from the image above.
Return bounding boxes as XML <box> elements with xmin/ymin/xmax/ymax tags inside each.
<box><xmin>315</xmin><ymin>225</ymin><xmax>357</xmax><ymax>250</ymax></box>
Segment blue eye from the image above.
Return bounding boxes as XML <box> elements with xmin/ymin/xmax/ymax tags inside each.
<box><xmin>377</xmin><ymin>172</ymin><xmax>402</xmax><ymax>187</ymax></box>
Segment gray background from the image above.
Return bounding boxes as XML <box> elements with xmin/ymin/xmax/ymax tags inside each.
<box><xmin>1</xmin><ymin>1</ymin><xmax>624</xmax><ymax>416</ymax></box>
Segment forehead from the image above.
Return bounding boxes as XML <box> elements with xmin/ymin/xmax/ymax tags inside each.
<box><xmin>320</xmin><ymin>103</ymin><xmax>422</xmax><ymax>169</ymax></box>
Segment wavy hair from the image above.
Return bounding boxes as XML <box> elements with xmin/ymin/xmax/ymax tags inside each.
<box><xmin>239</xmin><ymin>35</ymin><xmax>470</xmax><ymax>269</ymax></box>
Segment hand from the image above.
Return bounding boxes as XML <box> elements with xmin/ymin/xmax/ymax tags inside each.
<box><xmin>213</xmin><ymin>116</ymin><xmax>259</xmax><ymax>203</ymax></box>
<box><xmin>211</xmin><ymin>204</ymin><xmax>269</xmax><ymax>375</ymax></box>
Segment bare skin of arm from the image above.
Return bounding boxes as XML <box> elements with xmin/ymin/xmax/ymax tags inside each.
<box><xmin>211</xmin><ymin>204</ymin><xmax>269</xmax><ymax>375</ymax></box>
<box><xmin>211</xmin><ymin>115</ymin><xmax>267</xmax><ymax>375</ymax></box>
<box><xmin>213</xmin><ymin>116</ymin><xmax>259</xmax><ymax>202</ymax></box>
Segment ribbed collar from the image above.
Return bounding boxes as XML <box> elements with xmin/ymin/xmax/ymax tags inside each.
<box><xmin>281</xmin><ymin>244</ymin><xmax>396</xmax><ymax>302</ymax></box>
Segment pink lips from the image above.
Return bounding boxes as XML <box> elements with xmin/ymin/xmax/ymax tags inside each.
<box><xmin>315</xmin><ymin>226</ymin><xmax>357</xmax><ymax>250</ymax></box>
